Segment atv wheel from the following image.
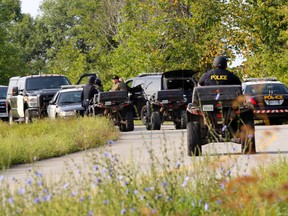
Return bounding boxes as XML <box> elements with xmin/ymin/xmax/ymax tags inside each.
<box><xmin>180</xmin><ymin>110</ymin><xmax>187</xmax><ymax>129</ymax></box>
<box><xmin>119</xmin><ymin>124</ymin><xmax>126</xmax><ymax>132</ymax></box>
<box><xmin>240</xmin><ymin>111</ymin><xmax>256</xmax><ymax>154</ymax></box>
<box><xmin>187</xmin><ymin>122</ymin><xmax>202</xmax><ymax>156</ymax></box>
<box><xmin>151</xmin><ymin>111</ymin><xmax>161</xmax><ymax>130</ymax></box>
<box><xmin>125</xmin><ymin>111</ymin><xmax>134</xmax><ymax>131</ymax></box>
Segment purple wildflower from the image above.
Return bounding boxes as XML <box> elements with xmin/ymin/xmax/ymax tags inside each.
<box><xmin>71</xmin><ymin>192</ymin><xmax>77</xmax><ymax>197</ymax></box>
<box><xmin>162</xmin><ymin>182</ymin><xmax>167</xmax><ymax>187</ymax></box>
<box><xmin>34</xmin><ymin>197</ymin><xmax>40</xmax><ymax>204</ymax></box>
<box><xmin>18</xmin><ymin>188</ymin><xmax>25</xmax><ymax>195</ymax></box>
<box><xmin>104</xmin><ymin>151</ymin><xmax>110</xmax><ymax>158</ymax></box>
<box><xmin>8</xmin><ymin>197</ymin><xmax>13</xmax><ymax>204</ymax></box>
<box><xmin>88</xmin><ymin>211</ymin><xmax>94</xmax><ymax>216</ymax></box>
<box><xmin>26</xmin><ymin>178</ymin><xmax>32</xmax><ymax>185</ymax></box>
<box><xmin>93</xmin><ymin>165</ymin><xmax>99</xmax><ymax>171</ymax></box>
<box><xmin>63</xmin><ymin>183</ymin><xmax>70</xmax><ymax>189</ymax></box>
<box><xmin>103</xmin><ymin>200</ymin><xmax>110</xmax><ymax>205</ymax></box>
<box><xmin>35</xmin><ymin>171</ymin><xmax>43</xmax><ymax>177</ymax></box>
<box><xmin>120</xmin><ymin>208</ymin><xmax>126</xmax><ymax>215</ymax></box>
<box><xmin>204</xmin><ymin>203</ymin><xmax>209</xmax><ymax>211</ymax></box>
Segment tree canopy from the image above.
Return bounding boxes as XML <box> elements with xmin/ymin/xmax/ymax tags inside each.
<box><xmin>0</xmin><ymin>0</ymin><xmax>287</xmax><ymax>87</ymax></box>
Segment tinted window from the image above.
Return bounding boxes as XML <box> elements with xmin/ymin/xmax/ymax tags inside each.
<box><xmin>245</xmin><ymin>83</ymin><xmax>288</xmax><ymax>95</ymax></box>
<box><xmin>58</xmin><ymin>91</ymin><xmax>82</xmax><ymax>105</ymax></box>
<box><xmin>26</xmin><ymin>77</ymin><xmax>70</xmax><ymax>91</ymax></box>
<box><xmin>0</xmin><ymin>87</ymin><xmax>7</xmax><ymax>99</ymax></box>
<box><xmin>164</xmin><ymin>78</ymin><xmax>194</xmax><ymax>91</ymax></box>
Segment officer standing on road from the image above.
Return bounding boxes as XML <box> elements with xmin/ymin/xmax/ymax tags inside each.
<box><xmin>198</xmin><ymin>56</ymin><xmax>242</xmax><ymax>86</ymax></box>
<box><xmin>111</xmin><ymin>75</ymin><xmax>127</xmax><ymax>91</ymax></box>
<box><xmin>81</xmin><ymin>75</ymin><xmax>98</xmax><ymax>116</ymax></box>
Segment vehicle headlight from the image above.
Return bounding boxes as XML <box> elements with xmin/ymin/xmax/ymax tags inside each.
<box><xmin>25</xmin><ymin>96</ymin><xmax>38</xmax><ymax>107</ymax></box>
<box><xmin>59</xmin><ymin>110</ymin><xmax>76</xmax><ymax>117</ymax></box>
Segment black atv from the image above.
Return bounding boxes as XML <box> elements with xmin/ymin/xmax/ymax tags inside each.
<box><xmin>91</xmin><ymin>91</ymin><xmax>134</xmax><ymax>132</ymax></box>
<box><xmin>186</xmin><ymin>85</ymin><xmax>256</xmax><ymax>156</ymax></box>
<box><xmin>145</xmin><ymin>89</ymin><xmax>188</xmax><ymax>130</ymax></box>
<box><xmin>144</xmin><ymin>70</ymin><xmax>197</xmax><ymax>130</ymax></box>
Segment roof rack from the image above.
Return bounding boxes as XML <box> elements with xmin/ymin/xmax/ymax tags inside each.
<box><xmin>243</xmin><ymin>77</ymin><xmax>278</xmax><ymax>82</ymax></box>
<box><xmin>61</xmin><ymin>84</ymin><xmax>84</xmax><ymax>89</ymax></box>
<box><xmin>138</xmin><ymin>73</ymin><xmax>162</xmax><ymax>77</ymax></box>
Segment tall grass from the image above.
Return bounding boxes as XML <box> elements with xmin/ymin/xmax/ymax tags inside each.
<box><xmin>1</xmin><ymin>135</ymin><xmax>288</xmax><ymax>215</ymax></box>
<box><xmin>0</xmin><ymin>117</ymin><xmax>119</xmax><ymax>169</ymax></box>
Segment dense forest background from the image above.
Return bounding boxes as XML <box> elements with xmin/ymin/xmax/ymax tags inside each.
<box><xmin>0</xmin><ymin>0</ymin><xmax>287</xmax><ymax>89</ymax></box>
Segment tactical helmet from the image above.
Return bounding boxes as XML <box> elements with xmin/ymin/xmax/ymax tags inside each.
<box><xmin>95</xmin><ymin>78</ymin><xmax>102</xmax><ymax>86</ymax></box>
<box><xmin>88</xmin><ymin>75</ymin><xmax>96</xmax><ymax>84</ymax></box>
<box><xmin>213</xmin><ymin>56</ymin><xmax>227</xmax><ymax>69</ymax></box>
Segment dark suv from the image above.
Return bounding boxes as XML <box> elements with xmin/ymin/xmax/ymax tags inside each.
<box><xmin>128</xmin><ymin>70</ymin><xmax>197</xmax><ymax>130</ymax></box>
<box><xmin>242</xmin><ymin>78</ymin><xmax>288</xmax><ymax>124</ymax></box>
<box><xmin>6</xmin><ymin>75</ymin><xmax>71</xmax><ymax>124</ymax></box>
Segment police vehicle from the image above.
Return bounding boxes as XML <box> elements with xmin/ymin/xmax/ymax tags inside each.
<box><xmin>242</xmin><ymin>78</ymin><xmax>288</xmax><ymax>124</ymax></box>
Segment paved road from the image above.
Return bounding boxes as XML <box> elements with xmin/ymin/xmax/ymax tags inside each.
<box><xmin>1</xmin><ymin>124</ymin><xmax>288</xmax><ymax>189</ymax></box>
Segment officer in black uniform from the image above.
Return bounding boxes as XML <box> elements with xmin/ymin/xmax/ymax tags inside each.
<box><xmin>198</xmin><ymin>56</ymin><xmax>241</xmax><ymax>86</ymax></box>
<box><xmin>81</xmin><ymin>75</ymin><xmax>98</xmax><ymax>116</ymax></box>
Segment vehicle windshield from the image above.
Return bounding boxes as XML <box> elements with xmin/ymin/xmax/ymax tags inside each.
<box><xmin>59</xmin><ymin>91</ymin><xmax>82</xmax><ymax>105</ymax></box>
<box><xmin>0</xmin><ymin>87</ymin><xmax>7</xmax><ymax>99</ymax></box>
<box><xmin>165</xmin><ymin>79</ymin><xmax>194</xmax><ymax>91</ymax></box>
<box><xmin>245</xmin><ymin>83</ymin><xmax>288</xmax><ymax>95</ymax></box>
<box><xmin>26</xmin><ymin>77</ymin><xmax>70</xmax><ymax>91</ymax></box>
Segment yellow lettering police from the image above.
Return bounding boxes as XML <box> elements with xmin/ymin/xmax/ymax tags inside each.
<box><xmin>210</xmin><ymin>75</ymin><xmax>228</xmax><ymax>80</ymax></box>
<box><xmin>263</xmin><ymin>95</ymin><xmax>283</xmax><ymax>100</ymax></box>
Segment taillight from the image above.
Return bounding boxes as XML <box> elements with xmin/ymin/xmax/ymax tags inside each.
<box><xmin>249</xmin><ymin>98</ymin><xmax>257</xmax><ymax>105</ymax></box>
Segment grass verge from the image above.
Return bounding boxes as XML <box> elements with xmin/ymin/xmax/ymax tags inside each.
<box><xmin>0</xmin><ymin>117</ymin><xmax>119</xmax><ymax>169</ymax></box>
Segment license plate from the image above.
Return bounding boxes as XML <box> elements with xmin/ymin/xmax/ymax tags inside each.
<box><xmin>266</xmin><ymin>100</ymin><xmax>279</xmax><ymax>105</ymax></box>
<box><xmin>202</xmin><ymin>104</ymin><xmax>214</xmax><ymax>111</ymax></box>
<box><xmin>105</xmin><ymin>101</ymin><xmax>112</xmax><ymax>105</ymax></box>
<box><xmin>162</xmin><ymin>100</ymin><xmax>169</xmax><ymax>104</ymax></box>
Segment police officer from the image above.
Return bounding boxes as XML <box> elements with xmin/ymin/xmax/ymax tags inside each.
<box><xmin>81</xmin><ymin>75</ymin><xmax>98</xmax><ymax>116</ymax></box>
<box><xmin>198</xmin><ymin>56</ymin><xmax>241</xmax><ymax>86</ymax></box>
<box><xmin>95</xmin><ymin>78</ymin><xmax>103</xmax><ymax>92</ymax></box>
<box><xmin>111</xmin><ymin>75</ymin><xmax>127</xmax><ymax>91</ymax></box>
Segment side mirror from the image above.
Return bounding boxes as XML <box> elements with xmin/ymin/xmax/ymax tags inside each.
<box><xmin>12</xmin><ymin>87</ymin><xmax>18</xmax><ymax>96</ymax></box>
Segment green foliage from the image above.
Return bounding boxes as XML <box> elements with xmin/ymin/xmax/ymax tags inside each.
<box><xmin>0</xmin><ymin>117</ymin><xmax>119</xmax><ymax>169</ymax></box>
<box><xmin>0</xmin><ymin>0</ymin><xmax>287</xmax><ymax>85</ymax></box>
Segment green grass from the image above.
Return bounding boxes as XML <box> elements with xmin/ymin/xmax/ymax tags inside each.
<box><xmin>0</xmin><ymin>117</ymin><xmax>119</xmax><ymax>169</ymax></box>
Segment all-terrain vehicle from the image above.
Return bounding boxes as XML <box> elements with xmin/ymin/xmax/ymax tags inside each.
<box><xmin>91</xmin><ymin>91</ymin><xmax>134</xmax><ymax>132</ymax></box>
<box><xmin>143</xmin><ymin>70</ymin><xmax>197</xmax><ymax>130</ymax></box>
<box><xmin>186</xmin><ymin>85</ymin><xmax>256</xmax><ymax>156</ymax></box>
